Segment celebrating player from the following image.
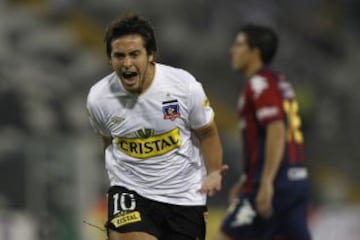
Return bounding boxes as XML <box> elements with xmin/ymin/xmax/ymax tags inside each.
<box><xmin>86</xmin><ymin>13</ymin><xmax>227</xmax><ymax>240</ymax></box>
<box><xmin>215</xmin><ymin>25</ymin><xmax>311</xmax><ymax>240</ymax></box>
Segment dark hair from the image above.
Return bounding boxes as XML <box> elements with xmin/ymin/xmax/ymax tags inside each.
<box><xmin>240</xmin><ymin>24</ymin><xmax>278</xmax><ymax>64</ymax></box>
<box><xmin>104</xmin><ymin>13</ymin><xmax>157</xmax><ymax>58</ymax></box>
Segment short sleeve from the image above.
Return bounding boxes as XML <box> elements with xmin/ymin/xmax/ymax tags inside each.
<box><xmin>189</xmin><ymin>80</ymin><xmax>214</xmax><ymax>129</ymax></box>
<box><xmin>249</xmin><ymin>75</ymin><xmax>284</xmax><ymax>126</ymax></box>
<box><xmin>86</xmin><ymin>98</ymin><xmax>112</xmax><ymax>137</ymax></box>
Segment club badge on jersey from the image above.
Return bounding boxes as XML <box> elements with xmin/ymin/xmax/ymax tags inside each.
<box><xmin>162</xmin><ymin>99</ymin><xmax>181</xmax><ymax>120</ymax></box>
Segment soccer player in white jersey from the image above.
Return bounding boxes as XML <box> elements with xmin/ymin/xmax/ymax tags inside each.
<box><xmin>86</xmin><ymin>13</ymin><xmax>228</xmax><ymax>240</ymax></box>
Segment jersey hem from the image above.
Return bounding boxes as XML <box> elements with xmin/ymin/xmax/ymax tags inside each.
<box><xmin>111</xmin><ymin>184</ymin><xmax>207</xmax><ymax>206</ymax></box>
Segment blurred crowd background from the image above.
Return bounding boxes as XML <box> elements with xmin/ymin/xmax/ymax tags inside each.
<box><xmin>0</xmin><ymin>0</ymin><xmax>359</xmax><ymax>239</ymax></box>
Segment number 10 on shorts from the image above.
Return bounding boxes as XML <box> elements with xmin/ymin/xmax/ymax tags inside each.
<box><xmin>113</xmin><ymin>193</ymin><xmax>136</xmax><ymax>215</ymax></box>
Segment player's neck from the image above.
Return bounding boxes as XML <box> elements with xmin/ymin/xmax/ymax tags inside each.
<box><xmin>245</xmin><ymin>60</ymin><xmax>263</xmax><ymax>79</ymax></box>
<box><xmin>139</xmin><ymin>62</ymin><xmax>156</xmax><ymax>94</ymax></box>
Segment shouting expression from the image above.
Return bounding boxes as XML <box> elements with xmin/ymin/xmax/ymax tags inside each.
<box><xmin>110</xmin><ymin>34</ymin><xmax>154</xmax><ymax>94</ymax></box>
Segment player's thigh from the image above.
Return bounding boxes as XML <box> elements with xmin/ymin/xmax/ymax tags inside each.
<box><xmin>285</xmin><ymin>197</ymin><xmax>311</xmax><ymax>240</ymax></box>
<box><xmin>220</xmin><ymin>197</ymin><xmax>258</xmax><ymax>239</ymax></box>
<box><xmin>109</xmin><ymin>230</ymin><xmax>158</xmax><ymax>240</ymax></box>
<box><xmin>106</xmin><ymin>186</ymin><xmax>160</xmax><ymax>238</ymax></box>
<box><xmin>163</xmin><ymin>205</ymin><xmax>207</xmax><ymax>240</ymax></box>
<box><xmin>274</xmin><ymin>183</ymin><xmax>311</xmax><ymax>240</ymax></box>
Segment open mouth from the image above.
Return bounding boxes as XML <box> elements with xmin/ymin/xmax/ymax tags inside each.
<box><xmin>122</xmin><ymin>71</ymin><xmax>138</xmax><ymax>85</ymax></box>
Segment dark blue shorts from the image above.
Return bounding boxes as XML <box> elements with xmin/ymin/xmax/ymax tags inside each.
<box><xmin>221</xmin><ymin>180</ymin><xmax>311</xmax><ymax>240</ymax></box>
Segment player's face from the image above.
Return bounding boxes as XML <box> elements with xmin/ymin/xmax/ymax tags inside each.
<box><xmin>110</xmin><ymin>34</ymin><xmax>154</xmax><ymax>94</ymax></box>
<box><xmin>230</xmin><ymin>33</ymin><xmax>253</xmax><ymax>72</ymax></box>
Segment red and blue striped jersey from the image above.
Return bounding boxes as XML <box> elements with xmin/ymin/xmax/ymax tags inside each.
<box><xmin>238</xmin><ymin>68</ymin><xmax>306</xmax><ymax>193</ymax></box>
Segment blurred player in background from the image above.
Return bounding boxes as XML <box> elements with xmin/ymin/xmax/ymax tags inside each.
<box><xmin>86</xmin><ymin>13</ymin><xmax>227</xmax><ymax>240</ymax></box>
<box><xmin>215</xmin><ymin>25</ymin><xmax>311</xmax><ymax>240</ymax></box>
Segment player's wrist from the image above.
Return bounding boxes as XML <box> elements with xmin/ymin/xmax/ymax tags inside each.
<box><xmin>260</xmin><ymin>177</ymin><xmax>274</xmax><ymax>186</ymax></box>
<box><xmin>207</xmin><ymin>164</ymin><xmax>228</xmax><ymax>175</ymax></box>
<box><xmin>207</xmin><ymin>169</ymin><xmax>222</xmax><ymax>176</ymax></box>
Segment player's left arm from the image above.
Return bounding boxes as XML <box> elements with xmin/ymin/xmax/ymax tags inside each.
<box><xmin>262</xmin><ymin>121</ymin><xmax>285</xmax><ymax>184</ymax></box>
<box><xmin>187</xmin><ymin>75</ymin><xmax>228</xmax><ymax>196</ymax></box>
<box><xmin>256</xmin><ymin>120</ymin><xmax>285</xmax><ymax>218</ymax></box>
<box><xmin>250</xmin><ymin>75</ymin><xmax>286</xmax><ymax>218</ymax></box>
<box><xmin>194</xmin><ymin>121</ymin><xmax>222</xmax><ymax>173</ymax></box>
<box><xmin>194</xmin><ymin>121</ymin><xmax>228</xmax><ymax>196</ymax></box>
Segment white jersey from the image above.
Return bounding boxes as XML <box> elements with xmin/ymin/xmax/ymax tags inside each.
<box><xmin>86</xmin><ymin>63</ymin><xmax>214</xmax><ymax>206</ymax></box>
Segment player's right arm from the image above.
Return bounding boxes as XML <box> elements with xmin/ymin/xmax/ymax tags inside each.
<box><xmin>87</xmin><ymin>95</ymin><xmax>112</xmax><ymax>153</ymax></box>
<box><xmin>102</xmin><ymin>137</ymin><xmax>113</xmax><ymax>153</ymax></box>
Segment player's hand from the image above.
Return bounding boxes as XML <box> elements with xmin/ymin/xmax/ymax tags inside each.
<box><xmin>198</xmin><ymin>165</ymin><xmax>229</xmax><ymax>196</ymax></box>
<box><xmin>255</xmin><ymin>182</ymin><xmax>273</xmax><ymax>219</ymax></box>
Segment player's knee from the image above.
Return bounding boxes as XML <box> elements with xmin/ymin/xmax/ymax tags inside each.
<box><xmin>108</xmin><ymin>230</ymin><xmax>121</xmax><ymax>240</ymax></box>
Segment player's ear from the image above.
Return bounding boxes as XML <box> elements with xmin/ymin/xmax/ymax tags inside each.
<box><xmin>253</xmin><ymin>48</ymin><xmax>261</xmax><ymax>60</ymax></box>
<box><xmin>148</xmin><ymin>52</ymin><xmax>154</xmax><ymax>63</ymax></box>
